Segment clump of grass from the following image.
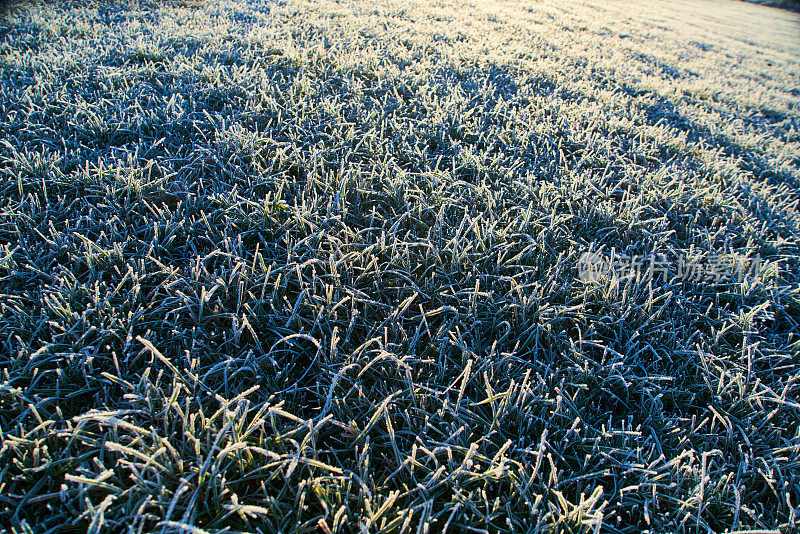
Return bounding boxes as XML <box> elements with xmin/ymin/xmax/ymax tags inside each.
<box><xmin>0</xmin><ymin>0</ymin><xmax>798</xmax><ymax>532</ymax></box>
<box><xmin>127</xmin><ymin>44</ymin><xmax>166</xmax><ymax>64</ymax></box>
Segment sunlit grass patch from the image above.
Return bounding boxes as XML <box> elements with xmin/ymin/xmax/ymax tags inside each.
<box><xmin>0</xmin><ymin>0</ymin><xmax>798</xmax><ymax>532</ymax></box>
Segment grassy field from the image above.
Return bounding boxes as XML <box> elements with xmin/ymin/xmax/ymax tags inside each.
<box><xmin>0</xmin><ymin>0</ymin><xmax>799</xmax><ymax>532</ymax></box>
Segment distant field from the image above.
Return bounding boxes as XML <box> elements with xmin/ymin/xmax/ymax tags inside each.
<box><xmin>741</xmin><ymin>0</ymin><xmax>800</xmax><ymax>12</ymax></box>
<box><xmin>0</xmin><ymin>0</ymin><xmax>798</xmax><ymax>532</ymax></box>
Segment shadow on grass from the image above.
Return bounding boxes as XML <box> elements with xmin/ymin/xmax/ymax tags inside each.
<box><xmin>645</xmin><ymin>95</ymin><xmax>800</xmax><ymax>199</ymax></box>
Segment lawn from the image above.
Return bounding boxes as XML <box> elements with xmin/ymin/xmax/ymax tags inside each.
<box><xmin>0</xmin><ymin>0</ymin><xmax>799</xmax><ymax>531</ymax></box>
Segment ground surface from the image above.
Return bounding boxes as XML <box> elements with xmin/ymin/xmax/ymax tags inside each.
<box><xmin>0</xmin><ymin>0</ymin><xmax>799</xmax><ymax>532</ymax></box>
